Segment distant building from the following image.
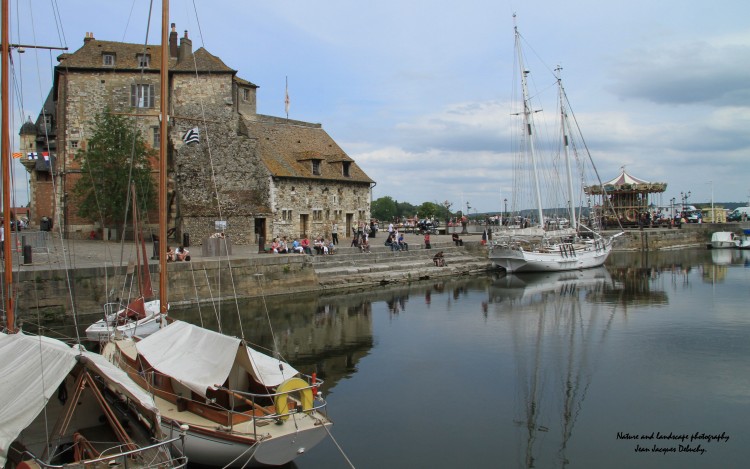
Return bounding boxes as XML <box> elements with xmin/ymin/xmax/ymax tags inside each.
<box><xmin>21</xmin><ymin>26</ymin><xmax>374</xmax><ymax>244</ymax></box>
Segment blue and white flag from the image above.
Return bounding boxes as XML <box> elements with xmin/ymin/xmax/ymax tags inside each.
<box><xmin>182</xmin><ymin>127</ymin><xmax>200</xmax><ymax>145</ymax></box>
<box><xmin>27</xmin><ymin>152</ymin><xmax>38</xmax><ymax>160</ymax></box>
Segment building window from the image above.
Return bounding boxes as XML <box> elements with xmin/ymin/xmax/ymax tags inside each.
<box><xmin>242</xmin><ymin>88</ymin><xmax>250</xmax><ymax>101</ymax></box>
<box><xmin>131</xmin><ymin>84</ymin><xmax>155</xmax><ymax>108</ymax></box>
<box><xmin>136</xmin><ymin>54</ymin><xmax>151</xmax><ymax>68</ymax></box>
<box><xmin>313</xmin><ymin>210</ymin><xmax>323</xmax><ymax>221</ymax></box>
<box><xmin>152</xmin><ymin>127</ymin><xmax>160</xmax><ymax>147</ymax></box>
<box><xmin>311</xmin><ymin>159</ymin><xmax>321</xmax><ymax>176</ymax></box>
<box><xmin>343</xmin><ymin>161</ymin><xmax>351</xmax><ymax>177</ymax></box>
<box><xmin>103</xmin><ymin>53</ymin><xmax>115</xmax><ymax>66</ymax></box>
<box><xmin>70</xmin><ymin>140</ymin><xmax>79</xmax><ymax>149</ymax></box>
<box><xmin>281</xmin><ymin>209</ymin><xmax>293</xmax><ymax>222</ymax></box>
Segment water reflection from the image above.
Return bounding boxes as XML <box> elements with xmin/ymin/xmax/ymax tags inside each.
<box><xmin>487</xmin><ymin>269</ymin><xmax>615</xmax><ymax>467</ymax></box>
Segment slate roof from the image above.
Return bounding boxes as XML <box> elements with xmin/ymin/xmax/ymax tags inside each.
<box><xmin>57</xmin><ymin>38</ymin><xmax>234</xmax><ymax>74</ymax></box>
<box><xmin>245</xmin><ymin>116</ymin><xmax>374</xmax><ymax>184</ymax></box>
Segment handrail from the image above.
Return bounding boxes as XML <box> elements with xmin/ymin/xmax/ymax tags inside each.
<box><xmin>16</xmin><ymin>434</ymin><xmax>187</xmax><ymax>469</ymax></box>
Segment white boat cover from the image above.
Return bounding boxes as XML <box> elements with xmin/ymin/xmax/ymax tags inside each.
<box><xmin>711</xmin><ymin>232</ymin><xmax>735</xmax><ymax>243</ymax></box>
<box><xmin>135</xmin><ymin>321</ymin><xmax>298</xmax><ymax>398</ymax></box>
<box><xmin>0</xmin><ymin>333</ymin><xmax>77</xmax><ymax>466</ymax></box>
<box><xmin>0</xmin><ymin>333</ymin><xmax>162</xmax><ymax>466</ymax></box>
<box><xmin>75</xmin><ymin>346</ymin><xmax>160</xmax><ymax>417</ymax></box>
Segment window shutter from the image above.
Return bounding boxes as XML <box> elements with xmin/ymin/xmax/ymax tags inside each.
<box><xmin>149</xmin><ymin>85</ymin><xmax>155</xmax><ymax>108</ymax></box>
<box><xmin>131</xmin><ymin>84</ymin><xmax>136</xmax><ymax>107</ymax></box>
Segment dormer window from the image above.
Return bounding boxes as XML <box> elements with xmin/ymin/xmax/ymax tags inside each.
<box><xmin>312</xmin><ymin>159</ymin><xmax>321</xmax><ymax>176</ymax></box>
<box><xmin>136</xmin><ymin>53</ymin><xmax>151</xmax><ymax>68</ymax></box>
<box><xmin>102</xmin><ymin>53</ymin><xmax>115</xmax><ymax>66</ymax></box>
<box><xmin>342</xmin><ymin>161</ymin><xmax>351</xmax><ymax>177</ymax></box>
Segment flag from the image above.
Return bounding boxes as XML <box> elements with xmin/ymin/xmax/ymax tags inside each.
<box><xmin>12</xmin><ymin>152</ymin><xmax>22</xmax><ymax>159</ymax></box>
<box><xmin>27</xmin><ymin>152</ymin><xmax>38</xmax><ymax>160</ymax></box>
<box><xmin>182</xmin><ymin>127</ymin><xmax>200</xmax><ymax>145</ymax></box>
<box><xmin>42</xmin><ymin>152</ymin><xmax>50</xmax><ymax>161</ymax></box>
<box><xmin>284</xmin><ymin>77</ymin><xmax>290</xmax><ymax>117</ymax></box>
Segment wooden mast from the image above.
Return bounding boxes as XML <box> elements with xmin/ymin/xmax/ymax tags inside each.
<box><xmin>2</xmin><ymin>0</ymin><xmax>15</xmax><ymax>332</ymax></box>
<box><xmin>158</xmin><ymin>0</ymin><xmax>168</xmax><ymax>314</ymax></box>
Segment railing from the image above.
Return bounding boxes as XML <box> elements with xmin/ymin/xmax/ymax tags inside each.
<box><xmin>9</xmin><ymin>230</ymin><xmax>50</xmax><ymax>254</ymax></box>
<box><xmin>16</xmin><ymin>434</ymin><xmax>188</xmax><ymax>469</ymax></box>
<box><xmin>214</xmin><ymin>374</ymin><xmax>328</xmax><ymax>438</ymax></box>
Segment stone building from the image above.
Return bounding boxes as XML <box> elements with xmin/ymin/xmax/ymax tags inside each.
<box><xmin>21</xmin><ymin>26</ymin><xmax>374</xmax><ymax>245</ymax></box>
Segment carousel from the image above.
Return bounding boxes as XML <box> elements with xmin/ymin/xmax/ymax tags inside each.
<box><xmin>585</xmin><ymin>167</ymin><xmax>668</xmax><ymax>227</ymax></box>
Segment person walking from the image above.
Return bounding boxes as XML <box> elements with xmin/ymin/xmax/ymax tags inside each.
<box><xmin>332</xmin><ymin>222</ymin><xmax>339</xmax><ymax>245</ymax></box>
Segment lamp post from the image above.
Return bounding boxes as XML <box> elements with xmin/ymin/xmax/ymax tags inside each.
<box><xmin>670</xmin><ymin>197</ymin><xmax>676</xmax><ymax>228</ymax></box>
<box><xmin>504</xmin><ymin>198</ymin><xmax>508</xmax><ymax>220</ymax></box>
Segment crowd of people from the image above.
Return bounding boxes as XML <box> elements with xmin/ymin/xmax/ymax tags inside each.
<box><xmin>268</xmin><ymin>235</ymin><xmax>336</xmax><ymax>255</ymax></box>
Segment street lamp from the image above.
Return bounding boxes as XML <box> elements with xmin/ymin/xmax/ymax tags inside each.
<box><xmin>670</xmin><ymin>197</ymin><xmax>676</xmax><ymax>222</ymax></box>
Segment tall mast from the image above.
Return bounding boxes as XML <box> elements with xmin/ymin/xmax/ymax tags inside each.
<box><xmin>158</xmin><ymin>0</ymin><xmax>169</xmax><ymax>314</ymax></box>
<box><xmin>515</xmin><ymin>24</ymin><xmax>545</xmax><ymax>228</ymax></box>
<box><xmin>557</xmin><ymin>68</ymin><xmax>577</xmax><ymax>231</ymax></box>
<box><xmin>2</xmin><ymin>0</ymin><xmax>15</xmax><ymax>331</ymax></box>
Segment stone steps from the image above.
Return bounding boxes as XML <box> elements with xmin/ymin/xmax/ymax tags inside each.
<box><xmin>310</xmin><ymin>242</ymin><xmax>492</xmax><ymax>290</ymax></box>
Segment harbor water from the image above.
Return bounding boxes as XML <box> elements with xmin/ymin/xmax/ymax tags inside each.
<box><xmin>165</xmin><ymin>248</ymin><xmax>749</xmax><ymax>468</ymax></box>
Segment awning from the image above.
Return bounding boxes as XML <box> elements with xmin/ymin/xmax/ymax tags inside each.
<box><xmin>136</xmin><ymin>321</ymin><xmax>298</xmax><ymax>397</ymax></box>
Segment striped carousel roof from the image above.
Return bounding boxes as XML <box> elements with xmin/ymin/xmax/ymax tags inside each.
<box><xmin>585</xmin><ymin>167</ymin><xmax>667</xmax><ymax>194</ymax></box>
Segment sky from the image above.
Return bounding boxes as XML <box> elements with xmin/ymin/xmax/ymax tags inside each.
<box><xmin>7</xmin><ymin>0</ymin><xmax>750</xmax><ymax>214</ymax></box>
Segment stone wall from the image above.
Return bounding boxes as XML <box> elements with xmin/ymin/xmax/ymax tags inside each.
<box><xmin>13</xmin><ymin>255</ymin><xmax>318</xmax><ymax>324</ymax></box>
<box><xmin>270</xmin><ymin>178</ymin><xmax>371</xmax><ymax>241</ymax></box>
<box><xmin>171</xmin><ymin>74</ymin><xmax>272</xmax><ymax>245</ymax></box>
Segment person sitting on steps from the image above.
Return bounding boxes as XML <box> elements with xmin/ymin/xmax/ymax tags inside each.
<box><xmin>433</xmin><ymin>251</ymin><xmax>445</xmax><ymax>267</ymax></box>
<box><xmin>452</xmin><ymin>233</ymin><xmax>463</xmax><ymax>246</ymax></box>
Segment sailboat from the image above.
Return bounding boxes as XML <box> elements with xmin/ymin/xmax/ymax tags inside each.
<box><xmin>489</xmin><ymin>20</ymin><xmax>622</xmax><ymax>273</ymax></box>
<box><xmin>85</xmin><ymin>185</ymin><xmax>164</xmax><ymax>342</ymax></box>
<box><xmin>1</xmin><ymin>3</ymin><xmax>184</xmax><ymax>468</ymax></box>
<box><xmin>101</xmin><ymin>2</ymin><xmax>332</xmax><ymax>466</ymax></box>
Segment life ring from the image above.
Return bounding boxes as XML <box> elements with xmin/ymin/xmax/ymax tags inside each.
<box><xmin>274</xmin><ymin>377</ymin><xmax>314</xmax><ymax>420</ymax></box>
<box><xmin>624</xmin><ymin>209</ymin><xmax>638</xmax><ymax>222</ymax></box>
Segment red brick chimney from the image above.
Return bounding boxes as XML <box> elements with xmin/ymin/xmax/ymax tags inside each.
<box><xmin>169</xmin><ymin>23</ymin><xmax>178</xmax><ymax>58</ymax></box>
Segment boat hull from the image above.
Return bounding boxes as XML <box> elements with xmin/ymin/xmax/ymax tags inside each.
<box><xmin>162</xmin><ymin>414</ymin><xmax>331</xmax><ymax>467</ymax></box>
<box><xmin>85</xmin><ymin>300</ymin><xmax>163</xmax><ymax>342</ymax></box>
<box><xmin>489</xmin><ymin>242</ymin><xmax>612</xmax><ymax>273</ymax></box>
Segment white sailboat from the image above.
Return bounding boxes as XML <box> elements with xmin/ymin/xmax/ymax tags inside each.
<box><xmin>490</xmin><ymin>20</ymin><xmax>622</xmax><ymax>273</ymax></box>
<box><xmin>102</xmin><ymin>2</ymin><xmax>333</xmax><ymax>466</ymax></box>
<box><xmin>85</xmin><ymin>186</ymin><xmax>164</xmax><ymax>342</ymax></box>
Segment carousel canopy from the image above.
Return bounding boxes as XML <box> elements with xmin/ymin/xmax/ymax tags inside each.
<box><xmin>585</xmin><ymin>168</ymin><xmax>667</xmax><ymax>194</ymax></box>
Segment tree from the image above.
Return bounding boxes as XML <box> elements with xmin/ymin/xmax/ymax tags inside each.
<box><xmin>73</xmin><ymin>109</ymin><xmax>156</xmax><ymax>229</ymax></box>
<box><xmin>417</xmin><ymin>201</ymin><xmax>442</xmax><ymax>219</ymax></box>
<box><xmin>371</xmin><ymin>196</ymin><xmax>398</xmax><ymax>221</ymax></box>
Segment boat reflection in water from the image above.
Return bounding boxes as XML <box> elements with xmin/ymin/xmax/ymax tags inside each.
<box><xmin>490</xmin><ymin>268</ymin><xmax>615</xmax><ymax>468</ymax></box>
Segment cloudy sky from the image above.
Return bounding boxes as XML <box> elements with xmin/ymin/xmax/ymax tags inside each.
<box><xmin>8</xmin><ymin>0</ymin><xmax>750</xmax><ymax>213</ymax></box>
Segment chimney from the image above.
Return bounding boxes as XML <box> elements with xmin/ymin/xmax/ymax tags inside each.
<box><xmin>169</xmin><ymin>23</ymin><xmax>178</xmax><ymax>58</ymax></box>
<box><xmin>83</xmin><ymin>32</ymin><xmax>95</xmax><ymax>43</ymax></box>
<box><xmin>177</xmin><ymin>30</ymin><xmax>193</xmax><ymax>64</ymax></box>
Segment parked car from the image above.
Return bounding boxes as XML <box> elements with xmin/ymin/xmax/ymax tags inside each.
<box><xmin>685</xmin><ymin>210</ymin><xmax>702</xmax><ymax>223</ymax></box>
<box><xmin>728</xmin><ymin>207</ymin><xmax>750</xmax><ymax>222</ymax></box>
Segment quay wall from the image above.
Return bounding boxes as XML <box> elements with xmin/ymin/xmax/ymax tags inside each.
<box><xmin>13</xmin><ymin>255</ymin><xmax>317</xmax><ymax>323</ymax></box>
<box><xmin>12</xmin><ymin>223</ymin><xmax>749</xmax><ymax>324</ymax></box>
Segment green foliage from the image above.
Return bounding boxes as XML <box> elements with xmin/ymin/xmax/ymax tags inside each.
<box><xmin>72</xmin><ymin>109</ymin><xmax>156</xmax><ymax>228</ymax></box>
<box><xmin>372</xmin><ymin>197</ymin><xmax>456</xmax><ymax>221</ymax></box>
<box><xmin>371</xmin><ymin>196</ymin><xmax>398</xmax><ymax>221</ymax></box>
